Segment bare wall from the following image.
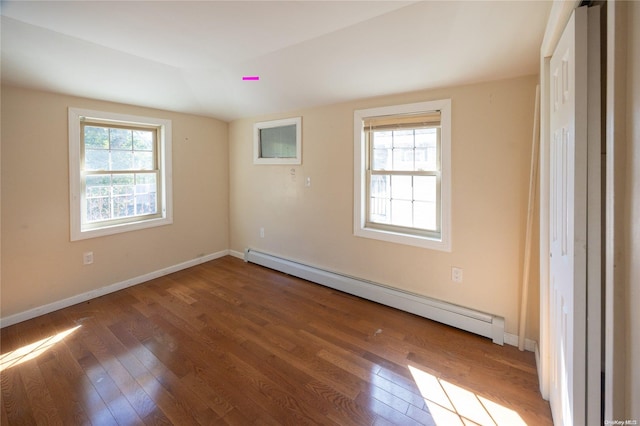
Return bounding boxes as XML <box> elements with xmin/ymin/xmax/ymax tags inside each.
<box><xmin>1</xmin><ymin>85</ymin><xmax>229</xmax><ymax>319</ymax></box>
<box><xmin>229</xmin><ymin>75</ymin><xmax>540</xmax><ymax>339</ymax></box>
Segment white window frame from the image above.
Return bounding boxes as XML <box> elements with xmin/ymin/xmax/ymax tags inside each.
<box><xmin>69</xmin><ymin>108</ymin><xmax>173</xmax><ymax>241</ymax></box>
<box><xmin>354</xmin><ymin>99</ymin><xmax>452</xmax><ymax>251</ymax></box>
<box><xmin>253</xmin><ymin>117</ymin><xmax>302</xmax><ymax>165</ymax></box>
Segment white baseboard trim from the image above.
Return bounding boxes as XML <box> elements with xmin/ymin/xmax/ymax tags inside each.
<box><xmin>503</xmin><ymin>332</ymin><xmax>537</xmax><ymax>352</ymax></box>
<box><xmin>244</xmin><ymin>248</ymin><xmax>507</xmax><ymax>345</ymax></box>
<box><xmin>229</xmin><ymin>249</ymin><xmax>245</xmax><ymax>259</ymax></box>
<box><xmin>0</xmin><ymin>250</ymin><xmax>229</xmax><ymax>328</ymax></box>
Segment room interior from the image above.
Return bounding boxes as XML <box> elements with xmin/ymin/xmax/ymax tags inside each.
<box><xmin>1</xmin><ymin>0</ymin><xmax>638</xmax><ymax>424</ymax></box>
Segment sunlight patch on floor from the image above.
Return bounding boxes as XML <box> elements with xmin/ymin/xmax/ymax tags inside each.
<box><xmin>408</xmin><ymin>364</ymin><xmax>527</xmax><ymax>426</ymax></box>
<box><xmin>0</xmin><ymin>325</ymin><xmax>81</xmax><ymax>372</ymax></box>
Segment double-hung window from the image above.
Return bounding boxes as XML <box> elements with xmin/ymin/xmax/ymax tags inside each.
<box><xmin>354</xmin><ymin>99</ymin><xmax>451</xmax><ymax>251</ymax></box>
<box><xmin>69</xmin><ymin>108</ymin><xmax>172</xmax><ymax>241</ymax></box>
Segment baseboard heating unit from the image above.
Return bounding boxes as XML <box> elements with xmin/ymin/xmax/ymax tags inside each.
<box><xmin>244</xmin><ymin>249</ymin><xmax>504</xmax><ymax>345</ymax></box>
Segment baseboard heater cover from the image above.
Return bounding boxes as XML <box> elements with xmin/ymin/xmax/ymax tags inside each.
<box><xmin>244</xmin><ymin>249</ymin><xmax>504</xmax><ymax>345</ymax></box>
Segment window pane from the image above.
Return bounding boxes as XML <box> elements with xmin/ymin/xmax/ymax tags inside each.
<box><xmin>86</xmin><ymin>184</ymin><xmax>110</xmax><ymax>198</ymax></box>
<box><xmin>260</xmin><ymin>125</ymin><xmax>296</xmax><ymax>158</ymax></box>
<box><xmin>391</xmin><ymin>175</ymin><xmax>412</xmax><ymax>200</ymax></box>
<box><xmin>372</xmin><ymin>148</ymin><xmax>391</xmax><ymax>170</ymax></box>
<box><xmin>135</xmin><ymin>173</ymin><xmax>157</xmax><ymax>215</ymax></box>
<box><xmin>393</xmin><ymin>148</ymin><xmax>414</xmax><ymax>171</ymax></box>
<box><xmin>415</xmin><ymin>148</ymin><xmax>428</xmax><ymax>171</ymax></box>
<box><xmin>82</xmin><ymin>121</ymin><xmax>160</xmax><ymax>223</ymax></box>
<box><xmin>415</xmin><ymin>128</ymin><xmax>437</xmax><ymax>147</ymax></box>
<box><xmin>112</xmin><ymin>174</ymin><xmax>134</xmax><ymax>218</ymax></box>
<box><xmin>370</xmin><ymin>197</ymin><xmax>390</xmax><ymax>224</ymax></box>
<box><xmin>86</xmin><ymin>174</ymin><xmax>111</xmax><ymax>187</ymax></box>
<box><xmin>135</xmin><ymin>192</ymin><xmax>157</xmax><ymax>215</ymax></box>
<box><xmin>415</xmin><ymin>128</ymin><xmax>438</xmax><ymax>171</ymax></box>
<box><xmin>414</xmin><ymin>201</ymin><xmax>437</xmax><ymax>231</ymax></box>
<box><xmin>85</xmin><ymin>149</ymin><xmax>109</xmax><ymax>171</ymax></box>
<box><xmin>133</xmin><ymin>130</ymin><xmax>154</xmax><ymax>151</ymax></box>
<box><xmin>112</xmin><ymin>182</ymin><xmax>134</xmax><ymax>197</ymax></box>
<box><xmin>373</xmin><ymin>131</ymin><xmax>392</xmax><ymax>149</ymax></box>
<box><xmin>370</xmin><ymin>175</ymin><xmax>390</xmax><ymax>224</ymax></box>
<box><xmin>136</xmin><ymin>173</ymin><xmax>156</xmax><ymax>185</ymax></box>
<box><xmin>416</xmin><ymin>146</ymin><xmax>438</xmax><ymax>171</ymax></box>
<box><xmin>112</xmin><ymin>174</ymin><xmax>134</xmax><ymax>186</ymax></box>
<box><xmin>84</xmin><ymin>173</ymin><xmax>157</xmax><ymax>223</ymax></box>
<box><xmin>393</xmin><ymin>130</ymin><xmax>414</xmax><ymax>148</ymax></box>
<box><xmin>368</xmin><ymin>134</ymin><xmax>438</xmax><ymax>229</ymax></box>
<box><xmin>113</xmin><ymin>194</ymin><xmax>134</xmax><ymax>218</ymax></box>
<box><xmin>110</xmin><ymin>128</ymin><xmax>132</xmax><ymax>150</ymax></box>
<box><xmin>414</xmin><ymin>176</ymin><xmax>437</xmax><ymax>202</ymax></box>
<box><xmin>111</xmin><ymin>151</ymin><xmax>134</xmax><ymax>170</ymax></box>
<box><xmin>87</xmin><ymin>196</ymin><xmax>111</xmax><ymax>222</ymax></box>
<box><xmin>84</xmin><ymin>126</ymin><xmax>109</xmax><ymax>149</ymax></box>
<box><xmin>134</xmin><ymin>151</ymin><xmax>154</xmax><ymax>170</ymax></box>
<box><xmin>370</xmin><ymin>174</ymin><xmax>389</xmax><ymax>198</ymax></box>
<box><xmin>85</xmin><ymin>174</ymin><xmax>111</xmax><ymax>222</ymax></box>
<box><xmin>391</xmin><ymin>199</ymin><xmax>412</xmax><ymax>226</ymax></box>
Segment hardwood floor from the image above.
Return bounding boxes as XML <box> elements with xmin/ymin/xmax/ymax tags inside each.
<box><xmin>1</xmin><ymin>256</ymin><xmax>552</xmax><ymax>425</ymax></box>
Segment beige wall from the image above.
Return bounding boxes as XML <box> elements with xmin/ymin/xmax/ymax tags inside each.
<box><xmin>626</xmin><ymin>0</ymin><xmax>640</xmax><ymax>418</ymax></box>
<box><xmin>229</xmin><ymin>75</ymin><xmax>540</xmax><ymax>338</ymax></box>
<box><xmin>1</xmin><ymin>78</ymin><xmax>542</xmax><ymax>342</ymax></box>
<box><xmin>1</xmin><ymin>86</ymin><xmax>229</xmax><ymax>319</ymax></box>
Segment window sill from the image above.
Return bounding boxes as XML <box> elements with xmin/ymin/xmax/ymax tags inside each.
<box><xmin>71</xmin><ymin>216</ymin><xmax>172</xmax><ymax>241</ymax></box>
<box><xmin>354</xmin><ymin>226</ymin><xmax>451</xmax><ymax>252</ymax></box>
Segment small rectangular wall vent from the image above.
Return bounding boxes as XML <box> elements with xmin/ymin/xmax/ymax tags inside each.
<box><xmin>244</xmin><ymin>249</ymin><xmax>504</xmax><ymax>345</ymax></box>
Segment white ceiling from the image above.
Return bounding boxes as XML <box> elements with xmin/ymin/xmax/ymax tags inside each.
<box><xmin>1</xmin><ymin>1</ymin><xmax>552</xmax><ymax>122</ymax></box>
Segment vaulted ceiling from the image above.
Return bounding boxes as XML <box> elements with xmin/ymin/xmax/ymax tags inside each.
<box><xmin>1</xmin><ymin>1</ymin><xmax>551</xmax><ymax>121</ymax></box>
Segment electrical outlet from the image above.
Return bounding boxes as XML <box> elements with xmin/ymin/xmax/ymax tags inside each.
<box><xmin>83</xmin><ymin>251</ymin><xmax>94</xmax><ymax>265</ymax></box>
<box><xmin>451</xmin><ymin>267</ymin><xmax>463</xmax><ymax>283</ymax></box>
<box><xmin>260</xmin><ymin>227</ymin><xmax>265</xmax><ymax>238</ymax></box>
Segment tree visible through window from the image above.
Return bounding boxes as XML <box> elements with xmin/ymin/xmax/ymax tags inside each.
<box><xmin>69</xmin><ymin>108</ymin><xmax>173</xmax><ymax>241</ymax></box>
<box><xmin>82</xmin><ymin>123</ymin><xmax>159</xmax><ymax>224</ymax></box>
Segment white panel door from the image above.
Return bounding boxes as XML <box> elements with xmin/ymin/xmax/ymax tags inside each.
<box><xmin>549</xmin><ymin>7</ymin><xmax>588</xmax><ymax>426</ymax></box>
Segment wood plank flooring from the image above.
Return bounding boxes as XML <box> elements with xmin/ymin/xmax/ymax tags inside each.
<box><xmin>1</xmin><ymin>256</ymin><xmax>552</xmax><ymax>425</ymax></box>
